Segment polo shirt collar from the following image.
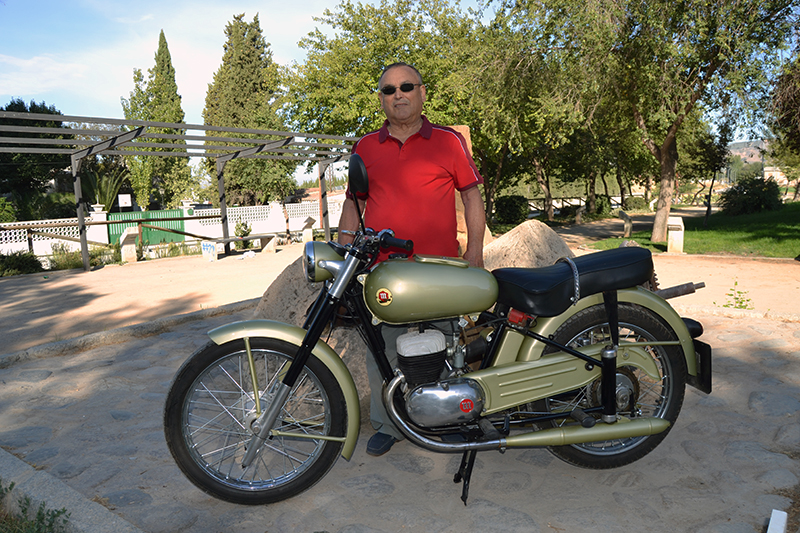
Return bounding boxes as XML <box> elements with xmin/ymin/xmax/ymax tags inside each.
<box><xmin>378</xmin><ymin>115</ymin><xmax>433</xmax><ymax>143</ymax></box>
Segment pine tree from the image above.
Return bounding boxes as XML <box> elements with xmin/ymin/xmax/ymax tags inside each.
<box><xmin>203</xmin><ymin>14</ymin><xmax>295</xmax><ymax>205</ymax></box>
<box><xmin>121</xmin><ymin>30</ymin><xmax>194</xmax><ymax>209</ymax></box>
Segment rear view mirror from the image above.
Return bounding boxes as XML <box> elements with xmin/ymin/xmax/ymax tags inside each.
<box><xmin>348</xmin><ymin>154</ymin><xmax>369</xmax><ymax>195</ymax></box>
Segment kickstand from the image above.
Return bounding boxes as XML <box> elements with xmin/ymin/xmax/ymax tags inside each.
<box><xmin>453</xmin><ymin>450</ymin><xmax>477</xmax><ymax>505</ymax></box>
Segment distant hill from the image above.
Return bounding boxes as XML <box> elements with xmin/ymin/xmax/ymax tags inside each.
<box><xmin>728</xmin><ymin>140</ymin><xmax>765</xmax><ymax>163</ymax></box>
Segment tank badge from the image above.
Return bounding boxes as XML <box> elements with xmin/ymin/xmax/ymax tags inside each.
<box><xmin>376</xmin><ymin>288</ymin><xmax>393</xmax><ymax>306</ymax></box>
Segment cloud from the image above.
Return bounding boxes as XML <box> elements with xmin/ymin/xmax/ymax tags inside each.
<box><xmin>0</xmin><ymin>54</ymin><xmax>90</xmax><ymax>96</ymax></box>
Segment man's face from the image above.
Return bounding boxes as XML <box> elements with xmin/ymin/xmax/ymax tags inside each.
<box><xmin>378</xmin><ymin>65</ymin><xmax>426</xmax><ymax>124</ymax></box>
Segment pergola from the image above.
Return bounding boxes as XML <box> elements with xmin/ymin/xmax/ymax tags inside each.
<box><xmin>0</xmin><ymin>111</ymin><xmax>358</xmax><ymax>270</ymax></box>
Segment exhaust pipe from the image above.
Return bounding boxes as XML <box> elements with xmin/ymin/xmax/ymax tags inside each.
<box><xmin>383</xmin><ymin>373</ymin><xmax>670</xmax><ymax>453</ymax></box>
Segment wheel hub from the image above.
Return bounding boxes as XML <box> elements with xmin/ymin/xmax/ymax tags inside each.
<box><xmin>591</xmin><ymin>367</ymin><xmax>639</xmax><ymax>413</ymax></box>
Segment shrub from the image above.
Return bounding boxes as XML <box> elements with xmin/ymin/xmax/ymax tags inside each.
<box><xmin>234</xmin><ymin>221</ymin><xmax>252</xmax><ymax>250</ymax></box>
<box><xmin>595</xmin><ymin>195</ymin><xmax>613</xmax><ymax>215</ymax></box>
<box><xmin>624</xmin><ymin>196</ymin><xmax>648</xmax><ymax>211</ymax></box>
<box><xmin>0</xmin><ymin>251</ymin><xmax>44</xmax><ymax>277</ymax></box>
<box><xmin>494</xmin><ymin>195</ymin><xmax>529</xmax><ymax>225</ymax></box>
<box><xmin>719</xmin><ymin>176</ymin><xmax>782</xmax><ymax>216</ymax></box>
<box><xmin>0</xmin><ymin>197</ymin><xmax>15</xmax><ymax>222</ymax></box>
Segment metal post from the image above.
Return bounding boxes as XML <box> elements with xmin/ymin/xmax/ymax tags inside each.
<box><xmin>319</xmin><ymin>161</ymin><xmax>331</xmax><ymax>241</ymax></box>
<box><xmin>70</xmin><ymin>156</ymin><xmax>90</xmax><ymax>271</ymax></box>
<box><xmin>216</xmin><ymin>159</ymin><xmax>230</xmax><ymax>255</ymax></box>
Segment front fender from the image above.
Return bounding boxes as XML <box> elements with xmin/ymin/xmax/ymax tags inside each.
<box><xmin>521</xmin><ymin>287</ymin><xmax>698</xmax><ymax>376</ymax></box>
<box><xmin>208</xmin><ymin>319</ymin><xmax>360</xmax><ymax>461</ymax></box>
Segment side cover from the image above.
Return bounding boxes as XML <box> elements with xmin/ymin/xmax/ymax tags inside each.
<box><xmin>207</xmin><ymin>319</ymin><xmax>360</xmax><ymax>461</ymax></box>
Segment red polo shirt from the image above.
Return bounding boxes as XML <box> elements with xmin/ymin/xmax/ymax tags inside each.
<box><xmin>349</xmin><ymin>116</ymin><xmax>483</xmax><ymax>262</ymax></box>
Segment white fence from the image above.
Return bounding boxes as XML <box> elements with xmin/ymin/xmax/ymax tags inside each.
<box><xmin>0</xmin><ymin>197</ymin><xmax>345</xmax><ymax>257</ymax></box>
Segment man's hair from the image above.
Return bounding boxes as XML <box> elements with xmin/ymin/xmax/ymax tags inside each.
<box><xmin>379</xmin><ymin>62</ymin><xmax>424</xmax><ymax>86</ymax></box>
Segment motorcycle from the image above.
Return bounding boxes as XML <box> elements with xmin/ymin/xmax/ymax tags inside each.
<box><xmin>163</xmin><ymin>154</ymin><xmax>712</xmax><ymax>505</ymax></box>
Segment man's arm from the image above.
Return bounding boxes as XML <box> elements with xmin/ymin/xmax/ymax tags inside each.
<box><xmin>459</xmin><ymin>185</ymin><xmax>486</xmax><ymax>268</ymax></box>
<box><xmin>338</xmin><ymin>197</ymin><xmax>365</xmax><ymax>245</ymax></box>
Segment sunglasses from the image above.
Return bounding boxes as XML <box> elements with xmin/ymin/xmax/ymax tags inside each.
<box><xmin>379</xmin><ymin>83</ymin><xmax>422</xmax><ymax>95</ymax></box>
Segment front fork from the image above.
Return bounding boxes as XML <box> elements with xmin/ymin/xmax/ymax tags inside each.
<box><xmin>241</xmin><ymin>251</ymin><xmax>367</xmax><ymax>468</ymax></box>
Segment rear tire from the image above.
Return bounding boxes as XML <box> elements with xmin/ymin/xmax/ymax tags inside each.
<box><xmin>164</xmin><ymin>338</ymin><xmax>346</xmax><ymax>504</ymax></box>
<box><xmin>536</xmin><ymin>303</ymin><xmax>686</xmax><ymax>469</ymax></box>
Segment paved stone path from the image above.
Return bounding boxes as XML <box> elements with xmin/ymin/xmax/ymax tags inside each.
<box><xmin>1</xmin><ymin>310</ymin><xmax>798</xmax><ymax>532</ymax></box>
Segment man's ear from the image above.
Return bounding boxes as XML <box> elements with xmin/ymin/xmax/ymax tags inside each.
<box><xmin>420</xmin><ymin>85</ymin><xmax>427</xmax><ymax>103</ymax></box>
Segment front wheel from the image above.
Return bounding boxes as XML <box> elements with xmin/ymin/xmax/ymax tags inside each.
<box><xmin>164</xmin><ymin>338</ymin><xmax>347</xmax><ymax>504</ymax></box>
<box><xmin>535</xmin><ymin>303</ymin><xmax>687</xmax><ymax>469</ymax></box>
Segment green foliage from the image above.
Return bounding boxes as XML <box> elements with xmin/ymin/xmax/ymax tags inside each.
<box><xmin>770</xmin><ymin>46</ymin><xmax>800</xmax><ymax>154</ymax></box>
<box><xmin>595</xmin><ymin>195</ymin><xmax>612</xmax><ymax>216</ymax></box>
<box><xmin>623</xmin><ymin>196</ymin><xmax>648</xmax><ymax>211</ymax></box>
<box><xmin>81</xmin><ymin>166</ymin><xmax>129</xmax><ymax>212</ymax></box>
<box><xmin>0</xmin><ymin>478</ymin><xmax>70</xmax><ymax>533</ymax></box>
<box><xmin>121</xmin><ymin>30</ymin><xmax>195</xmax><ymax>209</ymax></box>
<box><xmin>8</xmin><ymin>191</ymin><xmax>76</xmax><ymax>221</ymax></box>
<box><xmin>234</xmin><ymin>220</ymin><xmax>252</xmax><ymax>250</ymax></box>
<box><xmin>716</xmin><ymin>280</ymin><xmax>754</xmax><ymax>310</ymax></box>
<box><xmin>47</xmin><ymin>243</ymin><xmax>107</xmax><ymax>271</ymax></box>
<box><xmin>0</xmin><ymin>251</ymin><xmax>44</xmax><ymax>277</ymax></box>
<box><xmin>203</xmin><ymin>14</ymin><xmax>294</xmax><ymax>205</ymax></box>
<box><xmin>0</xmin><ymin>99</ymin><xmax>70</xmax><ymax>197</ymax></box>
<box><xmin>719</xmin><ymin>176</ymin><xmax>782</xmax><ymax>216</ymax></box>
<box><xmin>493</xmin><ymin>195</ymin><xmax>529</xmax><ymax>224</ymax></box>
<box><xmin>0</xmin><ymin>198</ymin><xmax>16</xmax><ymax>222</ymax></box>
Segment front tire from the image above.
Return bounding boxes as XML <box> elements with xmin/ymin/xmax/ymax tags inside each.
<box><xmin>536</xmin><ymin>303</ymin><xmax>686</xmax><ymax>469</ymax></box>
<box><xmin>164</xmin><ymin>338</ymin><xmax>347</xmax><ymax>504</ymax></box>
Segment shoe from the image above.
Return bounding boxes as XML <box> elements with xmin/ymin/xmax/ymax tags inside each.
<box><xmin>366</xmin><ymin>432</ymin><xmax>397</xmax><ymax>456</ymax></box>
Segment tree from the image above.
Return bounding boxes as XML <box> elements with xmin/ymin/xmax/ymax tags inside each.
<box><xmin>609</xmin><ymin>0</ymin><xmax>798</xmax><ymax>241</ymax></box>
<box><xmin>121</xmin><ymin>30</ymin><xmax>194</xmax><ymax>209</ymax></box>
<box><xmin>771</xmin><ymin>44</ymin><xmax>800</xmax><ymax>153</ymax></box>
<box><xmin>0</xmin><ymin>99</ymin><xmax>69</xmax><ymax>196</ymax></box>
<box><xmin>203</xmin><ymin>14</ymin><xmax>295</xmax><ymax>205</ymax></box>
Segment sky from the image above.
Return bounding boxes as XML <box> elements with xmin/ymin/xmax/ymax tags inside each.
<box><xmin>0</xmin><ymin>0</ymin><xmax>372</xmax><ymax>126</ymax></box>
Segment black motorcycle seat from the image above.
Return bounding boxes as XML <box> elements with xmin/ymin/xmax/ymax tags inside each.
<box><xmin>492</xmin><ymin>247</ymin><xmax>654</xmax><ymax>318</ymax></box>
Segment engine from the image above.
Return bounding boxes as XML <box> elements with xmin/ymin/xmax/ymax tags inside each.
<box><xmin>396</xmin><ymin>329</ymin><xmax>484</xmax><ymax>428</ymax></box>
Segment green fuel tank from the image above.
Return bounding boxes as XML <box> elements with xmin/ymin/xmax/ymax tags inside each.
<box><xmin>362</xmin><ymin>255</ymin><xmax>498</xmax><ymax>324</ymax></box>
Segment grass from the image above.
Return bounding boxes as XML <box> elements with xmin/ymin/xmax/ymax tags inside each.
<box><xmin>0</xmin><ymin>480</ymin><xmax>70</xmax><ymax>533</ymax></box>
<box><xmin>588</xmin><ymin>202</ymin><xmax>800</xmax><ymax>258</ymax></box>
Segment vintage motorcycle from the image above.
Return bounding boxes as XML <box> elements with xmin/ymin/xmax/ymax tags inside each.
<box><xmin>163</xmin><ymin>154</ymin><xmax>712</xmax><ymax>505</ymax></box>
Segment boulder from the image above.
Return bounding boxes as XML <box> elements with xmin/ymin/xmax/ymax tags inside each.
<box><xmin>484</xmin><ymin>219</ymin><xmax>574</xmax><ymax>270</ymax></box>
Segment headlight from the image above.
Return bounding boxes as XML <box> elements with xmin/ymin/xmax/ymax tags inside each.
<box><xmin>304</xmin><ymin>241</ymin><xmax>345</xmax><ymax>282</ymax></box>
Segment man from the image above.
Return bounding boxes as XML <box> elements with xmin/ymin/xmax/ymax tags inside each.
<box><xmin>339</xmin><ymin>62</ymin><xmax>486</xmax><ymax>456</ymax></box>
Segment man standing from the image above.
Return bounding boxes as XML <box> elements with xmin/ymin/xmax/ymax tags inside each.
<box><xmin>338</xmin><ymin>62</ymin><xmax>486</xmax><ymax>456</ymax></box>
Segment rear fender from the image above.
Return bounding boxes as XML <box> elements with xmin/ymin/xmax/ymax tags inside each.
<box><xmin>208</xmin><ymin>319</ymin><xmax>360</xmax><ymax>461</ymax></box>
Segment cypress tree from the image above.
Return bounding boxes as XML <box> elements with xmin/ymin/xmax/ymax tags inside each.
<box><xmin>203</xmin><ymin>14</ymin><xmax>295</xmax><ymax>205</ymax></box>
<box><xmin>122</xmin><ymin>30</ymin><xmax>194</xmax><ymax>209</ymax></box>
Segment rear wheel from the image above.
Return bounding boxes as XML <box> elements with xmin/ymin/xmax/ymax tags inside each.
<box><xmin>164</xmin><ymin>338</ymin><xmax>346</xmax><ymax>504</ymax></box>
<box><xmin>536</xmin><ymin>303</ymin><xmax>686</xmax><ymax>468</ymax></box>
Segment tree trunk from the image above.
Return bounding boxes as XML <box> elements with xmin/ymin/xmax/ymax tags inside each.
<box><xmin>531</xmin><ymin>158</ymin><xmax>554</xmax><ymax>221</ymax></box>
<box><xmin>481</xmin><ymin>145</ymin><xmax>507</xmax><ymax>223</ymax></box>
<box><xmin>651</xmin><ymin>136</ymin><xmax>678</xmax><ymax>242</ymax></box>
<box><xmin>644</xmin><ymin>174</ymin><xmax>652</xmax><ymax>204</ymax></box>
<box><xmin>587</xmin><ymin>171</ymin><xmax>597</xmax><ymax>214</ymax></box>
<box><xmin>615</xmin><ymin>161</ymin><xmax>626</xmax><ymax>209</ymax></box>
<box><xmin>703</xmin><ymin>173</ymin><xmax>716</xmax><ymax>228</ymax></box>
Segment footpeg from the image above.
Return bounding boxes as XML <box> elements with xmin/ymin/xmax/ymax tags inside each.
<box><xmin>570</xmin><ymin>408</ymin><xmax>596</xmax><ymax>428</ymax></box>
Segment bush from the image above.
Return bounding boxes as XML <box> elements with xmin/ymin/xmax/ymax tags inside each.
<box><xmin>494</xmin><ymin>195</ymin><xmax>530</xmax><ymax>225</ymax></box>
<box><xmin>719</xmin><ymin>176</ymin><xmax>782</xmax><ymax>216</ymax></box>
<box><xmin>595</xmin><ymin>195</ymin><xmax>613</xmax><ymax>215</ymax></box>
<box><xmin>0</xmin><ymin>251</ymin><xmax>44</xmax><ymax>277</ymax></box>
<box><xmin>0</xmin><ymin>197</ymin><xmax>15</xmax><ymax>222</ymax></box>
<box><xmin>624</xmin><ymin>196</ymin><xmax>648</xmax><ymax>211</ymax></box>
<box><xmin>234</xmin><ymin>221</ymin><xmax>252</xmax><ymax>250</ymax></box>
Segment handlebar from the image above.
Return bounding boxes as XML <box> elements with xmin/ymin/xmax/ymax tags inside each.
<box><xmin>380</xmin><ymin>232</ymin><xmax>413</xmax><ymax>251</ymax></box>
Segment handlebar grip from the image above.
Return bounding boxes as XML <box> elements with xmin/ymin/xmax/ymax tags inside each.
<box><xmin>380</xmin><ymin>234</ymin><xmax>413</xmax><ymax>251</ymax></box>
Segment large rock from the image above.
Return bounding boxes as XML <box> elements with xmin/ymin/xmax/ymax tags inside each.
<box><xmin>253</xmin><ymin>222</ymin><xmax>574</xmax><ymax>416</ymax></box>
<box><xmin>484</xmin><ymin>219</ymin><xmax>574</xmax><ymax>270</ymax></box>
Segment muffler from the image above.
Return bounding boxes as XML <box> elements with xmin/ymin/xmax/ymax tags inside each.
<box><xmin>503</xmin><ymin>417</ymin><xmax>671</xmax><ymax>448</ymax></box>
